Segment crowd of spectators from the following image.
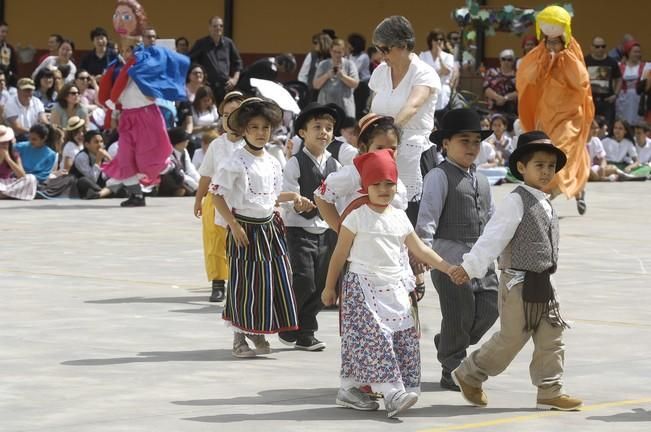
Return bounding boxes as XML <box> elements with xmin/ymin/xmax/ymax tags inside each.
<box><xmin>0</xmin><ymin>17</ymin><xmax>650</xmax><ymax>202</ymax></box>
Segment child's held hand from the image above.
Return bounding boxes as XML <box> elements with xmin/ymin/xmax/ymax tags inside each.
<box><xmin>294</xmin><ymin>196</ymin><xmax>315</xmax><ymax>213</ymax></box>
<box><xmin>321</xmin><ymin>287</ymin><xmax>338</xmax><ymax>306</ymax></box>
<box><xmin>448</xmin><ymin>265</ymin><xmax>470</xmax><ymax>285</ymax></box>
<box><xmin>229</xmin><ymin>221</ymin><xmax>249</xmax><ymax>247</ymax></box>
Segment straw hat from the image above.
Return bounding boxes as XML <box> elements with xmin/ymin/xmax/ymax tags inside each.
<box><xmin>63</xmin><ymin>116</ymin><xmax>86</xmax><ymax>131</ymax></box>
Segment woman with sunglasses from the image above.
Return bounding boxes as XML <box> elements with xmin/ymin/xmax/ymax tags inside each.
<box><xmin>483</xmin><ymin>49</ymin><xmax>518</xmax><ymax>117</ymax></box>
<box><xmin>50</xmin><ymin>83</ymin><xmax>89</xmax><ymax>130</ymax></box>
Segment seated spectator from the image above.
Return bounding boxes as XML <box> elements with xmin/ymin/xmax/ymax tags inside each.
<box><xmin>595</xmin><ymin>115</ymin><xmax>610</xmax><ymax>139</ymax></box>
<box><xmin>14</xmin><ymin>124</ymin><xmax>57</xmax><ymax>182</ymax></box>
<box><xmin>50</xmin><ymin>83</ymin><xmax>89</xmax><ymax>129</ymax></box>
<box><xmin>0</xmin><ymin>71</ymin><xmax>17</xmax><ymax>122</ymax></box>
<box><xmin>586</xmin><ymin>119</ymin><xmax>643</xmax><ymax>182</ymax></box>
<box><xmin>313</xmin><ymin>38</ymin><xmax>359</xmax><ymax>118</ymax></box>
<box><xmin>158</xmin><ymin>127</ymin><xmax>199</xmax><ymax>196</ymax></box>
<box><xmin>175</xmin><ymin>37</ymin><xmax>190</xmax><ymax>56</ymax></box>
<box><xmin>483</xmin><ymin>113</ymin><xmax>513</xmax><ymax>165</ymax></box>
<box><xmin>4</xmin><ymin>78</ymin><xmax>47</xmax><ymax>142</ymax></box>
<box><xmin>33</xmin><ymin>68</ymin><xmax>58</xmax><ymax>112</ymax></box>
<box><xmin>627</xmin><ymin>122</ymin><xmax>651</xmax><ymax>177</ymax></box>
<box><xmin>38</xmin><ymin>34</ymin><xmax>63</xmax><ymax>65</ymax></box>
<box><xmin>420</xmin><ymin>29</ymin><xmax>455</xmax><ymax>113</ymax></box>
<box><xmin>74</xmin><ymin>69</ymin><xmax>100</xmax><ymax>115</ymax></box>
<box><xmin>186</xmin><ymin>64</ymin><xmax>207</xmax><ymax>103</ymax></box>
<box><xmin>192</xmin><ymin>129</ymin><xmax>219</xmax><ymax>169</ymax></box>
<box><xmin>483</xmin><ymin>49</ymin><xmax>518</xmax><ymax>117</ymax></box>
<box><xmin>474</xmin><ymin>139</ymin><xmax>508</xmax><ymax>185</ymax></box>
<box><xmin>0</xmin><ymin>125</ymin><xmax>37</xmax><ymax>200</ymax></box>
<box><xmin>190</xmin><ymin>85</ymin><xmax>219</xmax><ymax>135</ymax></box>
<box><xmin>32</xmin><ymin>39</ymin><xmax>77</xmax><ymax>84</ymax></box>
<box><xmin>69</xmin><ymin>130</ymin><xmax>115</xmax><ymax>199</ymax></box>
<box><xmin>61</xmin><ymin>116</ymin><xmax>86</xmax><ymax>171</ymax></box>
<box><xmin>602</xmin><ymin>119</ymin><xmax>638</xmax><ymax>168</ymax></box>
<box><xmin>79</xmin><ymin>27</ymin><xmax>116</xmax><ymax>77</ymax></box>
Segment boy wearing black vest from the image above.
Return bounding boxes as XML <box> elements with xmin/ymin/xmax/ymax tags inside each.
<box><xmin>280</xmin><ymin>103</ymin><xmax>341</xmax><ymax>351</ymax></box>
<box><xmin>450</xmin><ymin>131</ymin><xmax>582</xmax><ymax>411</ymax></box>
<box><xmin>416</xmin><ymin>109</ymin><xmax>499</xmax><ymax>391</ymax></box>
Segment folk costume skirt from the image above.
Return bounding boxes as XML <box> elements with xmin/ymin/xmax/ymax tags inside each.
<box><xmin>223</xmin><ymin>212</ymin><xmax>298</xmax><ymax>334</ymax></box>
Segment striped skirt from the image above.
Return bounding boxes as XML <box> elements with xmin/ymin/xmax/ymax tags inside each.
<box><xmin>223</xmin><ymin>212</ymin><xmax>298</xmax><ymax>334</ymax></box>
<box><xmin>0</xmin><ymin>175</ymin><xmax>37</xmax><ymax>200</ymax></box>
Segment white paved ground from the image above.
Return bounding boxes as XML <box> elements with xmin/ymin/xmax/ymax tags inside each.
<box><xmin>2</xmin><ymin>182</ymin><xmax>651</xmax><ymax>431</ymax></box>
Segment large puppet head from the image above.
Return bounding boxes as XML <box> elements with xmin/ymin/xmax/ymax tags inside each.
<box><xmin>113</xmin><ymin>0</ymin><xmax>148</xmax><ymax>37</ymax></box>
<box><xmin>535</xmin><ymin>5</ymin><xmax>572</xmax><ymax>48</ymax></box>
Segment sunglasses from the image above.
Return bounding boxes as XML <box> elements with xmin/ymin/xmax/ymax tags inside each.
<box><xmin>500</xmin><ymin>57</ymin><xmax>514</xmax><ymax>61</ymax></box>
<box><xmin>375</xmin><ymin>44</ymin><xmax>391</xmax><ymax>54</ymax></box>
<box><xmin>593</xmin><ymin>44</ymin><xmax>606</xmax><ymax>48</ymax></box>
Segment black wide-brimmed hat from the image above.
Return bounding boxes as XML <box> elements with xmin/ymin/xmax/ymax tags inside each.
<box><xmin>509</xmin><ymin>130</ymin><xmax>567</xmax><ymax>180</ymax></box>
<box><xmin>293</xmin><ymin>102</ymin><xmax>340</xmax><ymax>135</ymax></box>
<box><xmin>227</xmin><ymin>97</ymin><xmax>283</xmax><ymax>134</ymax></box>
<box><xmin>429</xmin><ymin>108</ymin><xmax>492</xmax><ymax>149</ymax></box>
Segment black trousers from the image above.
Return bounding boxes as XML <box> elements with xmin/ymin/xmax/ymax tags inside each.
<box><xmin>281</xmin><ymin>227</ymin><xmax>337</xmax><ymax>337</ymax></box>
<box><xmin>431</xmin><ymin>268</ymin><xmax>499</xmax><ymax>375</ymax></box>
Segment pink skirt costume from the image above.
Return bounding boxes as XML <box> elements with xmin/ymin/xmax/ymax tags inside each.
<box><xmin>99</xmin><ymin>44</ymin><xmax>189</xmax><ymax>181</ymax></box>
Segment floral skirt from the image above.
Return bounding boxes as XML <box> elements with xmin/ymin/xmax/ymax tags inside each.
<box><xmin>340</xmin><ymin>271</ymin><xmax>420</xmax><ymax>390</ymax></box>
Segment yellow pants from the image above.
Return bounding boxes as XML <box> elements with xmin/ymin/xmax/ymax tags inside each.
<box><xmin>201</xmin><ymin>194</ymin><xmax>229</xmax><ymax>281</ymax></box>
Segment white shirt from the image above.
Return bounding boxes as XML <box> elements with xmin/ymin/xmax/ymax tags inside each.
<box><xmin>192</xmin><ymin>148</ymin><xmax>205</xmax><ymax>169</ymax></box>
<box><xmin>418</xmin><ymin>50</ymin><xmax>455</xmax><ymax>109</ymax></box>
<box><xmin>343</xmin><ymin>205</ymin><xmax>414</xmax><ymax>281</ymax></box>
<box><xmin>62</xmin><ymin>141</ymin><xmax>83</xmax><ymax>167</ymax></box>
<box><xmin>32</xmin><ymin>56</ymin><xmax>77</xmax><ymax>83</ymax></box>
<box><xmin>198</xmin><ymin>134</ymin><xmax>244</xmax><ymax>178</ymax></box>
<box><xmin>282</xmin><ymin>147</ymin><xmax>341</xmax><ymax>232</ymax></box>
<box><xmin>192</xmin><ymin>105</ymin><xmax>219</xmax><ymax>128</ymax></box>
<box><xmin>211</xmin><ymin>147</ymin><xmax>283</xmax><ymax>224</ymax></box>
<box><xmin>4</xmin><ymin>95</ymin><xmax>45</xmax><ymax>130</ymax></box>
<box><xmin>173</xmin><ymin>148</ymin><xmax>200</xmax><ymax>192</ymax></box>
<box><xmin>602</xmin><ymin>137</ymin><xmax>638</xmax><ymax>163</ymax></box>
<box><xmin>369</xmin><ymin>54</ymin><xmax>441</xmax><ymax>200</ymax></box>
<box><xmin>587</xmin><ymin>136</ymin><xmax>607</xmax><ymax>162</ymax></box>
<box><xmin>297</xmin><ymin>52</ymin><xmax>313</xmax><ymax>84</ymax></box>
<box><xmin>461</xmin><ymin>184</ymin><xmax>553</xmax><ymax>279</ymax></box>
<box><xmin>475</xmin><ymin>141</ymin><xmax>497</xmax><ymax>166</ymax></box>
<box><xmin>334</xmin><ymin>137</ymin><xmax>359</xmax><ymax>166</ymax></box>
<box><xmin>635</xmin><ymin>137</ymin><xmax>651</xmax><ymax>164</ymax></box>
<box><xmin>119</xmin><ymin>80</ymin><xmax>154</xmax><ymax>109</ymax></box>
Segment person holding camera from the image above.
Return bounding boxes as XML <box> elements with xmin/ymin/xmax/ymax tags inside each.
<box><xmin>313</xmin><ymin>38</ymin><xmax>359</xmax><ymax>118</ymax></box>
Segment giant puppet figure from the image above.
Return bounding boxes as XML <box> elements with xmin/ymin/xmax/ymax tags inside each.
<box><xmin>516</xmin><ymin>5</ymin><xmax>594</xmax><ymax>213</ymax></box>
<box><xmin>99</xmin><ymin>0</ymin><xmax>190</xmax><ymax>207</ymax></box>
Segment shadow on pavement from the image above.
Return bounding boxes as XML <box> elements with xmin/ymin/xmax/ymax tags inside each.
<box><xmin>588</xmin><ymin>408</ymin><xmax>651</xmax><ymax>422</ymax></box>
<box><xmin>402</xmin><ymin>404</ymin><xmax>538</xmax><ymax>418</ymax></box>
<box><xmin>86</xmin><ymin>296</ymin><xmax>223</xmax><ymax>314</ymax></box>
<box><xmin>183</xmin><ymin>406</ymin><xmax>399</xmax><ymax>424</ymax></box>
<box><xmin>61</xmin><ymin>349</ymin><xmax>273</xmax><ymax>365</ymax></box>
<box><xmin>173</xmin><ymin>387</ymin><xmax>338</xmax><ymax>407</ymax></box>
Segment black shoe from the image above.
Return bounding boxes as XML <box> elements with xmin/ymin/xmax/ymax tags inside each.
<box><xmin>278</xmin><ymin>332</ymin><xmax>298</xmax><ymax>347</ymax></box>
<box><xmin>120</xmin><ymin>194</ymin><xmax>146</xmax><ymax>207</ymax></box>
<box><xmin>440</xmin><ymin>372</ymin><xmax>461</xmax><ymax>392</ymax></box>
<box><xmin>209</xmin><ymin>280</ymin><xmax>225</xmax><ymax>302</ymax></box>
<box><xmin>575</xmin><ymin>191</ymin><xmax>586</xmax><ymax>215</ymax></box>
<box><xmin>295</xmin><ymin>335</ymin><xmax>326</xmax><ymax>351</ymax></box>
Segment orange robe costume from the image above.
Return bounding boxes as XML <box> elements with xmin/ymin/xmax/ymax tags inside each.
<box><xmin>516</xmin><ymin>38</ymin><xmax>594</xmax><ymax>198</ymax></box>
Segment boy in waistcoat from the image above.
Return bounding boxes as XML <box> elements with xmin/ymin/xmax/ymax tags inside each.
<box><xmin>449</xmin><ymin>131</ymin><xmax>582</xmax><ymax>411</ymax></box>
<box><xmin>416</xmin><ymin>109</ymin><xmax>499</xmax><ymax>391</ymax></box>
<box><xmin>280</xmin><ymin>103</ymin><xmax>341</xmax><ymax>351</ymax></box>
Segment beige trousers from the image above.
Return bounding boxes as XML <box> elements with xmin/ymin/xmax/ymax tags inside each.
<box><xmin>456</xmin><ymin>271</ymin><xmax>565</xmax><ymax>400</ymax></box>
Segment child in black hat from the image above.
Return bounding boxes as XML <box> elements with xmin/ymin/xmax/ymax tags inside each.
<box><xmin>415</xmin><ymin>108</ymin><xmax>499</xmax><ymax>392</ymax></box>
<box><xmin>450</xmin><ymin>130</ymin><xmax>582</xmax><ymax>411</ymax></box>
<box><xmin>279</xmin><ymin>102</ymin><xmax>341</xmax><ymax>350</ymax></box>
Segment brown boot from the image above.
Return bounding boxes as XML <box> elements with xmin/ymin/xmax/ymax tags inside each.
<box><xmin>537</xmin><ymin>395</ymin><xmax>583</xmax><ymax>411</ymax></box>
<box><xmin>452</xmin><ymin>368</ymin><xmax>487</xmax><ymax>407</ymax></box>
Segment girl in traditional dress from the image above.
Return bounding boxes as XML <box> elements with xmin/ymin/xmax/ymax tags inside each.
<box><xmin>209</xmin><ymin>98</ymin><xmax>313</xmax><ymax>358</ymax></box>
<box><xmin>321</xmin><ymin>149</ymin><xmax>453</xmax><ymax>418</ymax></box>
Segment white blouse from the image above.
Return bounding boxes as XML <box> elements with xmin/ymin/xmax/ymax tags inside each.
<box><xmin>210</xmin><ymin>147</ymin><xmax>283</xmax><ymax>225</ymax></box>
<box><xmin>198</xmin><ymin>134</ymin><xmax>245</xmax><ymax>178</ymax></box>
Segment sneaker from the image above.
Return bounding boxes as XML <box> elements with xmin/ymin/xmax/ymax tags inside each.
<box><xmin>440</xmin><ymin>372</ymin><xmax>460</xmax><ymax>392</ymax></box>
<box><xmin>336</xmin><ymin>387</ymin><xmax>380</xmax><ymax>411</ymax></box>
<box><xmin>246</xmin><ymin>334</ymin><xmax>272</xmax><ymax>355</ymax></box>
<box><xmin>385</xmin><ymin>390</ymin><xmax>418</xmax><ymax>418</ymax></box>
<box><xmin>278</xmin><ymin>333</ymin><xmax>297</xmax><ymax>347</ymax></box>
<box><xmin>209</xmin><ymin>280</ymin><xmax>225</xmax><ymax>302</ymax></box>
<box><xmin>359</xmin><ymin>385</ymin><xmax>383</xmax><ymax>400</ymax></box>
<box><xmin>232</xmin><ymin>334</ymin><xmax>256</xmax><ymax>358</ymax></box>
<box><xmin>537</xmin><ymin>395</ymin><xmax>583</xmax><ymax>411</ymax></box>
<box><xmin>295</xmin><ymin>335</ymin><xmax>326</xmax><ymax>351</ymax></box>
<box><xmin>120</xmin><ymin>194</ymin><xmax>146</xmax><ymax>207</ymax></box>
<box><xmin>452</xmin><ymin>368</ymin><xmax>487</xmax><ymax>407</ymax></box>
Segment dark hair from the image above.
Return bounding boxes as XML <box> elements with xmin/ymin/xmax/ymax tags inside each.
<box><xmin>34</xmin><ymin>68</ymin><xmax>56</xmax><ymax>101</ymax></box>
<box><xmin>275</xmin><ymin>53</ymin><xmax>296</xmax><ymax>73</ymax></box>
<box><xmin>58</xmin><ymin>64</ymin><xmax>72</xmax><ymax>81</ymax></box>
<box><xmin>89</xmin><ymin>27</ymin><xmax>108</xmax><ymax>41</ymax></box>
<box><xmin>321</xmin><ymin>28</ymin><xmax>337</xmax><ymax>39</ymax></box>
<box><xmin>313</xmin><ymin>33</ymin><xmax>333</xmax><ymax>59</ymax></box>
<box><xmin>0</xmin><ymin>21</ymin><xmax>8</xmax><ymax>28</ymax></box>
<box><xmin>84</xmin><ymin>130</ymin><xmax>103</xmax><ymax>143</ymax></box>
<box><xmin>56</xmin><ymin>83</ymin><xmax>80</xmax><ymax>109</ymax></box>
<box><xmin>426</xmin><ymin>29</ymin><xmax>446</xmax><ymax>50</ymax></box>
<box><xmin>595</xmin><ymin>114</ymin><xmax>608</xmax><ymax>129</ymax></box>
<box><xmin>299</xmin><ymin>113</ymin><xmax>336</xmax><ymax>132</ymax></box>
<box><xmin>347</xmin><ymin>33</ymin><xmax>366</xmax><ymax>56</ymax></box>
<box><xmin>367</xmin><ymin>46</ymin><xmax>378</xmax><ymax>56</ymax></box>
<box><xmin>357</xmin><ymin>119</ymin><xmax>402</xmax><ymax>154</ymax></box>
<box><xmin>50</xmin><ymin>34</ymin><xmax>64</xmax><ymax>45</ymax></box>
<box><xmin>341</xmin><ymin>116</ymin><xmax>357</xmax><ymax>130</ymax></box>
<box><xmin>192</xmin><ymin>85</ymin><xmax>215</xmax><ymax>113</ymax></box>
<box><xmin>186</xmin><ymin>63</ymin><xmax>206</xmax><ymax>83</ymax></box>
<box><xmin>613</xmin><ymin>118</ymin><xmax>633</xmax><ymax>141</ymax></box>
<box><xmin>29</xmin><ymin>124</ymin><xmax>51</xmax><ymax>141</ymax></box>
<box><xmin>75</xmin><ymin>69</ymin><xmax>91</xmax><ymax>80</ymax></box>
<box><xmin>60</xmin><ymin>39</ymin><xmax>75</xmax><ymax>52</ymax></box>
<box><xmin>237</xmin><ymin>102</ymin><xmax>283</xmax><ymax>131</ymax></box>
<box><xmin>64</xmin><ymin>123</ymin><xmax>85</xmax><ymax>144</ymax></box>
<box><xmin>490</xmin><ymin>114</ymin><xmax>507</xmax><ymax>127</ymax></box>
<box><xmin>518</xmin><ymin>148</ymin><xmax>560</xmax><ymax>166</ymax></box>
<box><xmin>175</xmin><ymin>36</ymin><xmax>189</xmax><ymax>47</ymax></box>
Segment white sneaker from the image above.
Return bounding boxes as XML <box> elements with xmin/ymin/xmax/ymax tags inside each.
<box><xmin>385</xmin><ymin>391</ymin><xmax>418</xmax><ymax>418</ymax></box>
<box><xmin>336</xmin><ymin>387</ymin><xmax>380</xmax><ymax>411</ymax></box>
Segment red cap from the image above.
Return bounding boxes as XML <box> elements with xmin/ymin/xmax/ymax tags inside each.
<box><xmin>353</xmin><ymin>149</ymin><xmax>398</xmax><ymax>193</ymax></box>
<box><xmin>623</xmin><ymin>40</ymin><xmax>640</xmax><ymax>56</ymax></box>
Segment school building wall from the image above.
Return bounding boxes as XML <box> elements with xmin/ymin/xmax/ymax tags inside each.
<box><xmin>5</xmin><ymin>0</ymin><xmax>650</xmax><ymax>67</ymax></box>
